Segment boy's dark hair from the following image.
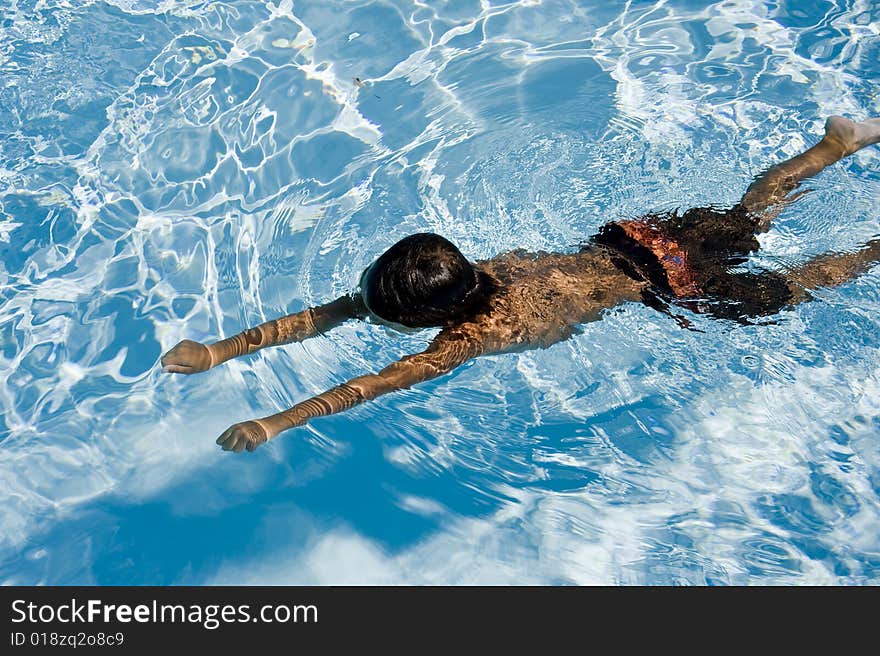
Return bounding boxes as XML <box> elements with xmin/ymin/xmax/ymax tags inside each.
<box><xmin>359</xmin><ymin>233</ymin><xmax>494</xmax><ymax>328</ymax></box>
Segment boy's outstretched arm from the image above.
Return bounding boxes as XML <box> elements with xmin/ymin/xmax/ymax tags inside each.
<box><xmin>161</xmin><ymin>294</ymin><xmax>365</xmax><ymax>374</ymax></box>
<box><xmin>215</xmin><ymin>331</ymin><xmax>483</xmax><ymax>452</ymax></box>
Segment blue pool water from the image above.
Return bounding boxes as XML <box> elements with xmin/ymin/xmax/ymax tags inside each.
<box><xmin>1</xmin><ymin>0</ymin><xmax>880</xmax><ymax>585</ymax></box>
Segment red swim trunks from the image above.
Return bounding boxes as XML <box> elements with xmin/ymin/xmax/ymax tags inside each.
<box><xmin>608</xmin><ymin>219</ymin><xmax>702</xmax><ymax>298</ymax></box>
<box><xmin>593</xmin><ymin>207</ymin><xmax>794</xmax><ymax>321</ymax></box>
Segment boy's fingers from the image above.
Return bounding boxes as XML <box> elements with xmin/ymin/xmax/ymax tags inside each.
<box><xmin>162</xmin><ymin>364</ymin><xmax>193</xmax><ymax>374</ymax></box>
<box><xmin>217</xmin><ymin>428</ymin><xmax>234</xmax><ymax>447</ymax></box>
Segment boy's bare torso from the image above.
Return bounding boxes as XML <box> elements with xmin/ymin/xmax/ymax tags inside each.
<box><xmin>447</xmin><ymin>247</ymin><xmax>645</xmax><ymax>355</ymax></box>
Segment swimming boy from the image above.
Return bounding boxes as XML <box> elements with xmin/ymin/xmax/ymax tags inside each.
<box><xmin>161</xmin><ymin>116</ymin><xmax>880</xmax><ymax>453</ymax></box>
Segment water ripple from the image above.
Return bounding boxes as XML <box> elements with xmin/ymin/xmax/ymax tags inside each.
<box><xmin>1</xmin><ymin>0</ymin><xmax>880</xmax><ymax>584</ymax></box>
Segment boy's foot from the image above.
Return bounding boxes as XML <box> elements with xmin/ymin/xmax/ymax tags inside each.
<box><xmin>825</xmin><ymin>115</ymin><xmax>880</xmax><ymax>153</ymax></box>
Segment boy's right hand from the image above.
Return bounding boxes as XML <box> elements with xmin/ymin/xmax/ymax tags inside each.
<box><xmin>161</xmin><ymin>339</ymin><xmax>214</xmax><ymax>374</ymax></box>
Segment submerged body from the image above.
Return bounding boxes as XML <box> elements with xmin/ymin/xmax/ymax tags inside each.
<box><xmin>162</xmin><ymin>115</ymin><xmax>880</xmax><ymax>452</ymax></box>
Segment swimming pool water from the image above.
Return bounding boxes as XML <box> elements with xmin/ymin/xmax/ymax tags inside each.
<box><xmin>1</xmin><ymin>0</ymin><xmax>879</xmax><ymax>585</ymax></box>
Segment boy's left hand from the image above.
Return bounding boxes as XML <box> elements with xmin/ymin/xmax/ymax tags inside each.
<box><xmin>161</xmin><ymin>339</ymin><xmax>213</xmax><ymax>374</ymax></box>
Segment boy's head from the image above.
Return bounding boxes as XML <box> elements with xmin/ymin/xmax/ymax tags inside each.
<box><xmin>359</xmin><ymin>233</ymin><xmax>491</xmax><ymax>328</ymax></box>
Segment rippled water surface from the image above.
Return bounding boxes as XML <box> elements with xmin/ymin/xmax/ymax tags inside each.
<box><xmin>2</xmin><ymin>0</ymin><xmax>880</xmax><ymax>585</ymax></box>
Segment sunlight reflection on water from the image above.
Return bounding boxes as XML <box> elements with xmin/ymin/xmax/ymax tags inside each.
<box><xmin>1</xmin><ymin>0</ymin><xmax>879</xmax><ymax>584</ymax></box>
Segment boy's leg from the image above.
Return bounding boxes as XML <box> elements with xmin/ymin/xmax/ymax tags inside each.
<box><xmin>740</xmin><ymin>116</ymin><xmax>880</xmax><ymax>223</ymax></box>
<box><xmin>784</xmin><ymin>238</ymin><xmax>880</xmax><ymax>303</ymax></box>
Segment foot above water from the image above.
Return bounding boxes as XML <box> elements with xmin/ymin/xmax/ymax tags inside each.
<box><xmin>825</xmin><ymin>115</ymin><xmax>880</xmax><ymax>151</ymax></box>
